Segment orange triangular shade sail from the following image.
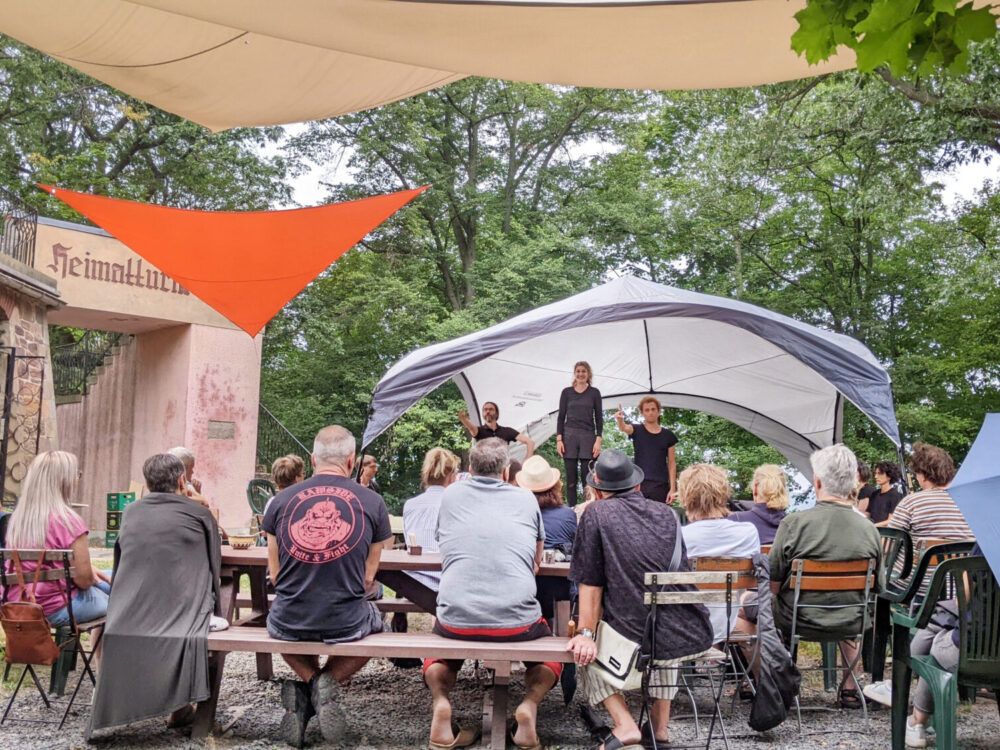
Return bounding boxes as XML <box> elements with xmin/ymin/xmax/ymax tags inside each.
<box><xmin>39</xmin><ymin>183</ymin><xmax>427</xmax><ymax>336</ymax></box>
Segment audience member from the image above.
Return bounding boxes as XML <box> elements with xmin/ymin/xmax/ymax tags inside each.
<box><xmin>167</xmin><ymin>446</ymin><xmax>202</xmax><ymax>493</ymax></box>
<box><xmin>4</xmin><ymin>451</ymin><xmax>110</xmax><ymax>628</ymax></box>
<box><xmin>567</xmin><ymin>450</ymin><xmax>712</xmax><ymax>750</ymax></box>
<box><xmin>728</xmin><ymin>464</ymin><xmax>789</xmax><ymax>545</ymax></box>
<box><xmin>855</xmin><ymin>459</ymin><xmax>876</xmax><ymax>512</ymax></box>
<box><xmin>888</xmin><ymin>444</ymin><xmax>971</xmax><ymax>541</ymax></box>
<box><xmin>88</xmin><ymin>453</ymin><xmax>220</xmax><ymax>736</ymax></box>
<box><xmin>425</xmin><ymin>439</ymin><xmax>558</xmax><ymax>750</ymax></box>
<box><xmin>613</xmin><ymin>396</ymin><xmax>679</xmax><ymax>503</ymax></box>
<box><xmin>568</xmin><ymin>450</ymin><xmax>714</xmax><ymax>749</ymax></box>
<box><xmin>679</xmin><ymin>463</ymin><xmax>760</xmax><ymax>643</ymax></box>
<box><xmin>768</xmin><ymin>445</ymin><xmax>883</xmax><ymax>709</ymax></box>
<box><xmin>261</xmin><ymin>426</ymin><xmax>392</xmax><ymax>747</ymax></box>
<box><xmin>359</xmin><ymin>454</ymin><xmax>381</xmax><ymax>494</ymax></box>
<box><xmin>868</xmin><ymin>460</ymin><xmax>903</xmax><ymax>526</ymax></box>
<box><xmin>402</xmin><ymin>447</ymin><xmax>461</xmax><ymax>592</ymax></box>
<box><xmin>458</xmin><ymin>402</ymin><xmax>535</xmax><ymax>456</ymax></box>
<box><xmin>517</xmin><ymin>455</ymin><xmax>577</xmax><ymax>620</ymax></box>
<box><xmin>272</xmin><ymin>454</ymin><xmax>306</xmax><ymax>491</ymax></box>
<box><xmin>507</xmin><ymin>459</ymin><xmax>523</xmax><ymax>486</ymax></box>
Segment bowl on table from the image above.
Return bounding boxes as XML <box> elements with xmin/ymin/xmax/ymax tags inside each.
<box><xmin>227</xmin><ymin>529</ymin><xmax>257</xmax><ymax>549</ymax></box>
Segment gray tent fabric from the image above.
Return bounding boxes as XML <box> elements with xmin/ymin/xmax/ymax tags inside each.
<box><xmin>363</xmin><ymin>276</ymin><xmax>899</xmax><ymax>475</ymax></box>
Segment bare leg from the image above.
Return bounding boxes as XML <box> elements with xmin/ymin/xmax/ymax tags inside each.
<box><xmin>601</xmin><ymin>694</ymin><xmax>643</xmax><ymax>746</ymax></box>
<box><xmin>650</xmin><ymin>699</ymin><xmax>671</xmax><ymax>742</ymax></box>
<box><xmin>323</xmin><ymin>655</ymin><xmax>370</xmax><ymax>684</ymax></box>
<box><xmin>840</xmin><ymin>640</ymin><xmax>860</xmax><ymax>691</ymax></box>
<box><xmin>425</xmin><ymin>662</ymin><xmax>459</xmax><ymax>745</ymax></box>
<box><xmin>513</xmin><ymin>664</ymin><xmax>557</xmax><ymax>747</ymax></box>
<box><xmin>281</xmin><ymin>654</ymin><xmax>321</xmax><ymax>683</ymax></box>
<box><xmin>733</xmin><ymin>615</ymin><xmax>760</xmax><ymax>679</ymax></box>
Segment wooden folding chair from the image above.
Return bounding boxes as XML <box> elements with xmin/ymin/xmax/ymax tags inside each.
<box><xmin>787</xmin><ymin>557</ymin><xmax>876</xmax><ymax>729</ymax></box>
<box><xmin>0</xmin><ymin>548</ymin><xmax>105</xmax><ymax>728</ymax></box>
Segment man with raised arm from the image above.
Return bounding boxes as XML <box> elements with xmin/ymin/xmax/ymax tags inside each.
<box><xmin>458</xmin><ymin>401</ymin><xmax>535</xmax><ymax>456</ymax></box>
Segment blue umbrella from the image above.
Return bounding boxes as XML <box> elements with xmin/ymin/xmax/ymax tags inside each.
<box><xmin>949</xmin><ymin>413</ymin><xmax>1000</xmax><ymax>577</ymax></box>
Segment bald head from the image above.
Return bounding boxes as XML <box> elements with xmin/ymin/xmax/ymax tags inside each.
<box><xmin>312</xmin><ymin>425</ymin><xmax>356</xmax><ymax>471</ymax></box>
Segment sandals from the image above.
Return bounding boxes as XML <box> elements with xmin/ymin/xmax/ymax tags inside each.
<box><xmin>428</xmin><ymin>723</ymin><xmax>478</xmax><ymax>750</ymax></box>
<box><xmin>507</xmin><ymin>718</ymin><xmax>544</xmax><ymax>750</ymax></box>
<box><xmin>591</xmin><ymin>735</ymin><xmax>644</xmax><ymax>750</ymax></box>
<box><xmin>640</xmin><ymin>721</ymin><xmax>670</xmax><ymax>749</ymax></box>
<box><xmin>839</xmin><ymin>687</ymin><xmax>866</xmax><ymax>710</ymax></box>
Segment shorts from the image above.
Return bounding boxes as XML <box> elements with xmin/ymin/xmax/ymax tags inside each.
<box><xmin>267</xmin><ymin>601</ymin><xmax>385</xmax><ymax>644</ymax></box>
<box><xmin>580</xmin><ymin>647</ymin><xmax>722</xmax><ymax>705</ymax></box>
<box><xmin>640</xmin><ymin>479</ymin><xmax>668</xmax><ymax>503</ymax></box>
<box><xmin>422</xmin><ymin>617</ymin><xmax>563</xmax><ymax>680</ymax></box>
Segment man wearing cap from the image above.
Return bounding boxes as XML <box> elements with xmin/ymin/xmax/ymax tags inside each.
<box><xmin>567</xmin><ymin>450</ymin><xmax>714</xmax><ymax>750</ymax></box>
<box><xmin>458</xmin><ymin>402</ymin><xmax>535</xmax><ymax>456</ymax></box>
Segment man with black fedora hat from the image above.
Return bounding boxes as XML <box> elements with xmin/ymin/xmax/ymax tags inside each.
<box><xmin>567</xmin><ymin>450</ymin><xmax>713</xmax><ymax>749</ymax></box>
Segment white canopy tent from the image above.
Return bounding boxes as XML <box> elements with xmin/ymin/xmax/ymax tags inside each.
<box><xmin>0</xmin><ymin>0</ymin><xmax>862</xmax><ymax>131</ymax></box>
<box><xmin>364</xmin><ymin>276</ymin><xmax>900</xmax><ymax>476</ymax></box>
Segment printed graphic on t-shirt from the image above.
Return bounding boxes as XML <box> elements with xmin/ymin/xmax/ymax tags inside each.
<box><xmin>281</xmin><ymin>485</ymin><xmax>368</xmax><ymax>564</ymax></box>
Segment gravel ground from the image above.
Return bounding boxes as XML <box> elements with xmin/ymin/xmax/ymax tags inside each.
<box><xmin>2</xmin><ymin>649</ymin><xmax>998</xmax><ymax>750</ymax></box>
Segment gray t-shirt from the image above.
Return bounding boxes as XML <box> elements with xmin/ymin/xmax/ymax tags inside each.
<box><xmin>435</xmin><ymin>476</ymin><xmax>545</xmax><ymax>629</ymax></box>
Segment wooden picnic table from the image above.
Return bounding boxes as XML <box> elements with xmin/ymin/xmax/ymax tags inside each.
<box><xmin>218</xmin><ymin>547</ymin><xmax>571</xmax><ymax>679</ymax></box>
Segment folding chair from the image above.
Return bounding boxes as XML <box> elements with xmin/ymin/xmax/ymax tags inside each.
<box><xmin>786</xmin><ymin>558</ymin><xmax>876</xmax><ymax>729</ymax></box>
<box><xmin>689</xmin><ymin>557</ymin><xmax>759</xmax><ymax>717</ymax></box>
<box><xmin>0</xmin><ymin>548</ymin><xmax>105</xmax><ymax>728</ymax></box>
<box><xmin>642</xmin><ymin>569</ymin><xmax>738</xmax><ymax>750</ymax></box>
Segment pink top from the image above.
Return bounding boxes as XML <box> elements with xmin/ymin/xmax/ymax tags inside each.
<box><xmin>5</xmin><ymin>512</ymin><xmax>89</xmax><ymax>616</ymax></box>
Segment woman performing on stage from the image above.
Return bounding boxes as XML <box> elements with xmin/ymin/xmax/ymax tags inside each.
<box><xmin>614</xmin><ymin>395</ymin><xmax>678</xmax><ymax>503</ymax></box>
<box><xmin>556</xmin><ymin>361</ymin><xmax>602</xmax><ymax>506</ymax></box>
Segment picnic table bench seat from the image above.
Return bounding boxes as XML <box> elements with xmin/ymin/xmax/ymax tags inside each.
<box><xmin>233</xmin><ymin>593</ymin><xmax>423</xmax><ymax>615</ymax></box>
<box><xmin>197</xmin><ymin>627</ymin><xmax>573</xmax><ymax>749</ymax></box>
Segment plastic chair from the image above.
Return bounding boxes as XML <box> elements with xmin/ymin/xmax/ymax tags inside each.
<box><xmin>890</xmin><ymin>555</ymin><xmax>1000</xmax><ymax>750</ymax></box>
<box><xmin>246</xmin><ymin>479</ymin><xmax>276</xmax><ymax>545</ymax></box>
<box><xmin>870</xmin><ymin>538</ymin><xmax>976</xmax><ymax>682</ymax></box>
<box><xmin>0</xmin><ymin>548</ymin><xmax>105</xmax><ymax>728</ymax></box>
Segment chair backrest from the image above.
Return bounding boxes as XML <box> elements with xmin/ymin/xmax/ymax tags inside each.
<box><xmin>0</xmin><ymin>548</ymin><xmax>79</xmax><ymax>625</ymax></box>
<box><xmin>878</xmin><ymin>527</ymin><xmax>913</xmax><ymax>591</ymax></box>
<box><xmin>246</xmin><ymin>478</ymin><xmax>276</xmax><ymax>515</ymax></box>
<box><xmin>644</xmin><ymin>570</ymin><xmax>745</xmax><ymax>606</ymax></box>
<box><xmin>789</xmin><ymin>558</ymin><xmax>876</xmax><ymax>593</ymax></box>
<box><xmin>760</xmin><ymin>544</ymin><xmax>772</xmax><ymax>555</ymax></box>
<box><xmin>689</xmin><ymin>556</ymin><xmax>757</xmax><ymax>590</ymax></box>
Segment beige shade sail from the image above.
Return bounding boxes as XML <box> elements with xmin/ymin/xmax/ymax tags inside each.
<box><xmin>0</xmin><ymin>0</ymin><xmax>863</xmax><ymax>131</ymax></box>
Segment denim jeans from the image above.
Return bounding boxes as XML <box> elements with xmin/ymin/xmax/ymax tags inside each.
<box><xmin>48</xmin><ymin>580</ymin><xmax>111</xmax><ymax>627</ymax></box>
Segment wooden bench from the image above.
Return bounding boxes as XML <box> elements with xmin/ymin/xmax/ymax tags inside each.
<box><xmin>233</xmin><ymin>593</ymin><xmax>423</xmax><ymax>615</ymax></box>
<box><xmin>197</xmin><ymin>627</ymin><xmax>572</xmax><ymax>749</ymax></box>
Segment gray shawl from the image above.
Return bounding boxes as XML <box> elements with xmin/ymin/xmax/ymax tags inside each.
<box><xmin>87</xmin><ymin>492</ymin><xmax>221</xmax><ymax>734</ymax></box>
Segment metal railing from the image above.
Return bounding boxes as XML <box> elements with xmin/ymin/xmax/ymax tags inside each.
<box><xmin>0</xmin><ymin>187</ymin><xmax>38</xmax><ymax>267</ymax></box>
<box><xmin>257</xmin><ymin>403</ymin><xmax>311</xmax><ymax>473</ymax></box>
<box><xmin>51</xmin><ymin>330</ymin><xmax>126</xmax><ymax>396</ymax></box>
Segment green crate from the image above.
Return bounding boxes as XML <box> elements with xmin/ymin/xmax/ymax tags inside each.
<box><xmin>106</xmin><ymin>511</ymin><xmax>121</xmax><ymax>530</ymax></box>
<box><xmin>106</xmin><ymin>492</ymin><xmax>136</xmax><ymax>511</ymax></box>
<box><xmin>105</xmin><ymin>530</ymin><xmax>119</xmax><ymax>548</ymax></box>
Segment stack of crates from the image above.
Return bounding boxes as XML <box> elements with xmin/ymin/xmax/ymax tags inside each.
<box><xmin>105</xmin><ymin>492</ymin><xmax>136</xmax><ymax>547</ymax></box>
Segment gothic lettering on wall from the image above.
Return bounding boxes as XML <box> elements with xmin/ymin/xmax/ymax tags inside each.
<box><xmin>46</xmin><ymin>243</ymin><xmax>191</xmax><ymax>296</ymax></box>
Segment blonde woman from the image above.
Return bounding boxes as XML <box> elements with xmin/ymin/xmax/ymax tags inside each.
<box><xmin>402</xmin><ymin>447</ymin><xmax>461</xmax><ymax>592</ymax></box>
<box><xmin>556</xmin><ymin>361</ymin><xmax>603</xmax><ymax>506</ymax></box>
<box><xmin>679</xmin><ymin>463</ymin><xmax>760</xmax><ymax>645</ymax></box>
<box><xmin>271</xmin><ymin>454</ymin><xmax>306</xmax><ymax>491</ymax></box>
<box><xmin>4</xmin><ymin>451</ymin><xmax>110</xmax><ymax>626</ymax></box>
<box><xmin>728</xmin><ymin>464</ymin><xmax>790</xmax><ymax>545</ymax></box>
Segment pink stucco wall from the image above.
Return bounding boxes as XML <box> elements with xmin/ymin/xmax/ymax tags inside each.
<box><xmin>57</xmin><ymin>323</ymin><xmax>261</xmax><ymax>534</ymax></box>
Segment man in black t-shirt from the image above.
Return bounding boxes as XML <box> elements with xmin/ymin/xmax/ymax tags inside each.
<box><xmin>458</xmin><ymin>401</ymin><xmax>535</xmax><ymax>456</ymax></box>
<box><xmin>262</xmin><ymin>425</ymin><xmax>393</xmax><ymax>747</ymax></box>
<box><xmin>614</xmin><ymin>396</ymin><xmax>678</xmax><ymax>503</ymax></box>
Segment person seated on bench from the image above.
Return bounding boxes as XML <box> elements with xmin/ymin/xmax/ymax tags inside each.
<box><xmin>425</xmin><ymin>438</ymin><xmax>560</xmax><ymax>750</ymax></box>
<box><xmin>261</xmin><ymin>425</ymin><xmax>392</xmax><ymax>747</ymax></box>
<box><xmin>727</xmin><ymin>463</ymin><xmax>789</xmax><ymax>545</ymax></box>
<box><xmin>272</xmin><ymin>454</ymin><xmax>306</xmax><ymax>492</ymax></box>
<box><xmin>402</xmin><ymin>447</ymin><xmax>461</xmax><ymax>592</ymax></box>
<box><xmin>4</xmin><ymin>451</ymin><xmax>111</xmax><ymax>627</ymax></box>
<box><xmin>567</xmin><ymin>450</ymin><xmax>714</xmax><ymax>750</ymax></box>
<box><xmin>88</xmin><ymin>453</ymin><xmax>220</xmax><ymax>737</ymax></box>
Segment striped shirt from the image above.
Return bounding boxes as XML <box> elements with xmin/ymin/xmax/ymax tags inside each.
<box><xmin>887</xmin><ymin>488</ymin><xmax>973</xmax><ymax>540</ymax></box>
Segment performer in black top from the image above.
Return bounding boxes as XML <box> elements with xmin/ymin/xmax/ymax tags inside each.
<box><xmin>868</xmin><ymin>460</ymin><xmax>904</xmax><ymax>525</ymax></box>
<box><xmin>556</xmin><ymin>361</ymin><xmax>603</xmax><ymax>506</ymax></box>
<box><xmin>458</xmin><ymin>402</ymin><xmax>535</xmax><ymax>456</ymax></box>
<box><xmin>614</xmin><ymin>395</ymin><xmax>678</xmax><ymax>503</ymax></box>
